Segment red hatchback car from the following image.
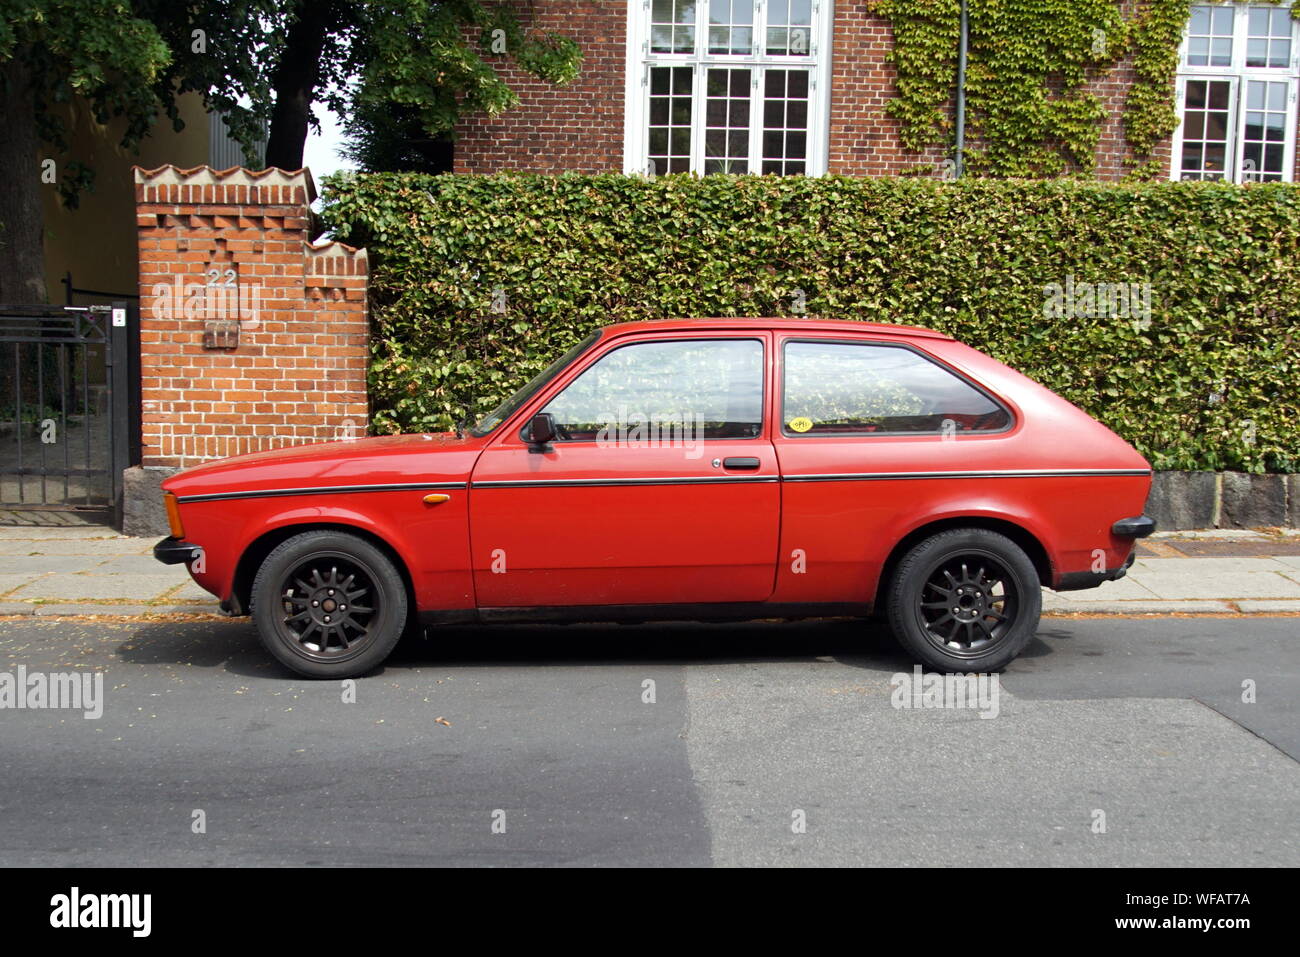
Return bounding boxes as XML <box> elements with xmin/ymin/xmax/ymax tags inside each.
<box><xmin>155</xmin><ymin>318</ymin><xmax>1155</xmax><ymax>678</ymax></box>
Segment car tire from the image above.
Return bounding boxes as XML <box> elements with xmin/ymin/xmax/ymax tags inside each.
<box><xmin>886</xmin><ymin>528</ymin><xmax>1041</xmax><ymax>673</ymax></box>
<box><xmin>251</xmin><ymin>530</ymin><xmax>410</xmax><ymax>679</ymax></box>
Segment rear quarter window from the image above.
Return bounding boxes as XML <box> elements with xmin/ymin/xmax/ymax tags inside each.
<box><xmin>781</xmin><ymin>339</ymin><xmax>1012</xmax><ymax>436</ymax></box>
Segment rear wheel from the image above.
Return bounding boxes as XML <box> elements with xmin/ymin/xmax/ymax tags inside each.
<box><xmin>251</xmin><ymin>530</ymin><xmax>409</xmax><ymax>678</ymax></box>
<box><xmin>886</xmin><ymin>528</ymin><xmax>1041</xmax><ymax>672</ymax></box>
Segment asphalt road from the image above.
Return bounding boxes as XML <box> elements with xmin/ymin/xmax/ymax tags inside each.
<box><xmin>0</xmin><ymin>615</ymin><xmax>1296</xmax><ymax>867</ymax></box>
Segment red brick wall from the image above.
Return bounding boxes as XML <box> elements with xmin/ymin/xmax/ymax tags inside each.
<box><xmin>133</xmin><ymin>166</ymin><xmax>369</xmax><ymax>469</ymax></box>
<box><xmin>826</xmin><ymin>1</ymin><xmax>949</xmax><ymax>176</ymax></box>
<box><xmin>451</xmin><ymin>1</ymin><xmax>1196</xmax><ymax>181</ymax></box>
<box><xmin>453</xmin><ymin>2</ymin><xmax>627</xmax><ymax>173</ymax></box>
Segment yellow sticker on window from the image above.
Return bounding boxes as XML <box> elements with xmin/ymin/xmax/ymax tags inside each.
<box><xmin>788</xmin><ymin>417</ymin><xmax>813</xmax><ymax>433</ymax></box>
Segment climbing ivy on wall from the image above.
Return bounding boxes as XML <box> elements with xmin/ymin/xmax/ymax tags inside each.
<box><xmin>868</xmin><ymin>0</ymin><xmax>1300</xmax><ymax>179</ymax></box>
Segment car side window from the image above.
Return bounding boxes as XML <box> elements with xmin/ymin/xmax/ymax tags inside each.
<box><xmin>781</xmin><ymin>340</ymin><xmax>1011</xmax><ymax>436</ymax></box>
<box><xmin>541</xmin><ymin>338</ymin><xmax>764</xmax><ymax>441</ymax></box>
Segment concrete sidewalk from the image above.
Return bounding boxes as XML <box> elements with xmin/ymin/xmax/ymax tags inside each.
<box><xmin>0</xmin><ymin>524</ymin><xmax>1299</xmax><ymax>618</ymax></box>
<box><xmin>0</xmin><ymin>525</ymin><xmax>217</xmax><ymax>617</ymax></box>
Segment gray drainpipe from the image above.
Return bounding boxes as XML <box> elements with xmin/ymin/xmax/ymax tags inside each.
<box><xmin>954</xmin><ymin>0</ymin><xmax>969</xmax><ymax>179</ymax></box>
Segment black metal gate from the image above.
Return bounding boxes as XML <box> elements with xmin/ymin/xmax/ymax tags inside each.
<box><xmin>0</xmin><ymin>302</ymin><xmax>139</xmax><ymax>523</ymax></box>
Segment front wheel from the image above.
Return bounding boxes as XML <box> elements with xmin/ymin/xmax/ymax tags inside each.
<box><xmin>251</xmin><ymin>530</ymin><xmax>409</xmax><ymax>678</ymax></box>
<box><xmin>886</xmin><ymin>528</ymin><xmax>1041</xmax><ymax>673</ymax></box>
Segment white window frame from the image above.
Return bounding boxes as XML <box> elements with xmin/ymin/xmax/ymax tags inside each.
<box><xmin>623</xmin><ymin>0</ymin><xmax>835</xmax><ymax>176</ymax></box>
<box><xmin>1172</xmin><ymin>2</ymin><xmax>1300</xmax><ymax>182</ymax></box>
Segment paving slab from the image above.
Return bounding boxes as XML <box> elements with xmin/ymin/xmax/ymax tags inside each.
<box><xmin>1045</xmin><ymin>576</ymin><xmax>1158</xmax><ymax>602</ymax></box>
<box><xmin>1134</xmin><ymin>572</ymin><xmax>1300</xmax><ymax>600</ymax></box>
<box><xmin>163</xmin><ymin>578</ymin><xmax>217</xmax><ymax>601</ymax></box>
<box><xmin>1042</xmin><ymin>599</ymin><xmax>1236</xmax><ymax>615</ymax></box>
<box><xmin>1131</xmin><ymin>556</ymin><xmax>1294</xmax><ymax>573</ymax></box>
<box><xmin>0</xmin><ymin>574</ymin><xmax>48</xmax><ymax>598</ymax></box>
<box><xmin>0</xmin><ymin>526</ymin><xmax>120</xmax><ymax>540</ymax></box>
<box><xmin>0</xmin><ymin>554</ymin><xmax>113</xmax><ymax>575</ymax></box>
<box><xmin>0</xmin><ymin>537</ymin><xmax>153</xmax><ymax>556</ymax></box>
<box><xmin>91</xmin><ymin>553</ymin><xmax>178</xmax><ymax>575</ymax></box>
<box><xmin>8</xmin><ymin>573</ymin><xmax>185</xmax><ymax>601</ymax></box>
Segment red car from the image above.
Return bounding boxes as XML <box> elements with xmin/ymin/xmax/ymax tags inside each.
<box><xmin>154</xmin><ymin>318</ymin><xmax>1154</xmax><ymax>678</ymax></box>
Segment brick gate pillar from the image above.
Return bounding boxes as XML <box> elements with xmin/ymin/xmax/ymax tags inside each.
<box><xmin>122</xmin><ymin>166</ymin><xmax>369</xmax><ymax>535</ymax></box>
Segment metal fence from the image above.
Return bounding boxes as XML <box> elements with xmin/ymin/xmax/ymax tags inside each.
<box><xmin>0</xmin><ymin>303</ymin><xmax>139</xmax><ymax>523</ymax></box>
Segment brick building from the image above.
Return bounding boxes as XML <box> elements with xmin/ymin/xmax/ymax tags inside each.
<box><xmin>456</xmin><ymin>1</ymin><xmax>1299</xmax><ymax>183</ymax></box>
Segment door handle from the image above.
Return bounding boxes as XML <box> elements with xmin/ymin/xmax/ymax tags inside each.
<box><xmin>722</xmin><ymin>457</ymin><xmax>761</xmax><ymax>470</ymax></box>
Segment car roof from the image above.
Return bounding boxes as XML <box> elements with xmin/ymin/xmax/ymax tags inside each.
<box><xmin>598</xmin><ymin>317</ymin><xmax>953</xmax><ymax>341</ymax></box>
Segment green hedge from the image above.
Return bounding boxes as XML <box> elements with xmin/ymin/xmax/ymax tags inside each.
<box><xmin>320</xmin><ymin>173</ymin><xmax>1300</xmax><ymax>473</ymax></box>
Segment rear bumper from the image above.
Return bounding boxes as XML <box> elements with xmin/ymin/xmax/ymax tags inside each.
<box><xmin>1112</xmin><ymin>514</ymin><xmax>1157</xmax><ymax>538</ymax></box>
<box><xmin>153</xmin><ymin>536</ymin><xmax>198</xmax><ymax>565</ymax></box>
<box><xmin>1055</xmin><ymin>550</ymin><xmax>1138</xmax><ymax>592</ymax></box>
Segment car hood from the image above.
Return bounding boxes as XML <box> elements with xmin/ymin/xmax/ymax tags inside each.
<box><xmin>162</xmin><ymin>433</ymin><xmax>485</xmax><ymax>500</ymax></box>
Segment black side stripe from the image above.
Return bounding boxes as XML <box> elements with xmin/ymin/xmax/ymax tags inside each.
<box><xmin>782</xmin><ymin>469</ymin><xmax>1151</xmax><ymax>483</ymax></box>
<box><xmin>178</xmin><ymin>469</ymin><xmax>1150</xmax><ymax>502</ymax></box>
<box><xmin>176</xmin><ymin>482</ymin><xmax>466</xmax><ymax>504</ymax></box>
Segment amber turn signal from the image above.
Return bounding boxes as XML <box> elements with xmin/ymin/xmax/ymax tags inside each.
<box><xmin>164</xmin><ymin>492</ymin><xmax>185</xmax><ymax>538</ymax></box>
<box><xmin>422</xmin><ymin>493</ymin><xmax>452</xmax><ymax>505</ymax></box>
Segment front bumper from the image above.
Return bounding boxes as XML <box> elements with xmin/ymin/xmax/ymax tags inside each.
<box><xmin>153</xmin><ymin>536</ymin><xmax>199</xmax><ymax>565</ymax></box>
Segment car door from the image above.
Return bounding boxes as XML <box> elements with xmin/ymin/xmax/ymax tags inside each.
<box><xmin>469</xmin><ymin>333</ymin><xmax>779</xmax><ymax>608</ymax></box>
<box><xmin>769</xmin><ymin>334</ymin><xmax>1017</xmax><ymax>604</ymax></box>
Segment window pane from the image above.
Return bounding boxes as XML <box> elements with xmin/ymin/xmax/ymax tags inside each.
<box><xmin>765</xmin><ymin>0</ymin><xmax>812</xmax><ymax>56</ymax></box>
<box><xmin>647</xmin><ymin>66</ymin><xmax>693</xmax><ymax>176</ymax></box>
<box><xmin>1247</xmin><ymin>37</ymin><xmax>1269</xmax><ymax>68</ymax></box>
<box><xmin>761</xmin><ymin>69</ymin><xmax>811</xmax><ymax>176</ymax></box>
<box><xmin>1185</xmin><ymin>5</ymin><xmax>1234</xmax><ymax>67</ymax></box>
<box><xmin>707</xmin><ymin>0</ymin><xmax>754</xmax><ymax>54</ymax></box>
<box><xmin>1204</xmin><ymin>141</ymin><xmax>1227</xmax><ymax>173</ymax></box>
<box><xmin>651</xmin><ymin>0</ymin><xmax>697</xmax><ymax>54</ymax></box>
<box><xmin>1239</xmin><ymin>80</ymin><xmax>1290</xmax><ymax>181</ymax></box>
<box><xmin>704</xmin><ymin>67</ymin><xmax>751</xmax><ymax>174</ymax></box>
<box><xmin>1178</xmin><ymin>79</ymin><xmax>1233</xmax><ymax>181</ymax></box>
<box><xmin>782</xmin><ymin>342</ymin><xmax>1010</xmax><ymax>435</ymax></box>
<box><xmin>544</xmin><ymin>340</ymin><xmax>765</xmax><ymax>442</ymax></box>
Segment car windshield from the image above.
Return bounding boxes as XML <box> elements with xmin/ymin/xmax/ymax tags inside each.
<box><xmin>470</xmin><ymin>331</ymin><xmax>601</xmax><ymax>437</ymax></box>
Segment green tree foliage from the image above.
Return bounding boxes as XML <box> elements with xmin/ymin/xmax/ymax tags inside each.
<box><xmin>0</xmin><ymin>0</ymin><xmax>580</xmax><ymax>300</ymax></box>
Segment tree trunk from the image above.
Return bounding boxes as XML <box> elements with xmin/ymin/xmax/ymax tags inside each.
<box><xmin>0</xmin><ymin>58</ymin><xmax>49</xmax><ymax>304</ymax></box>
<box><xmin>263</xmin><ymin>2</ymin><xmax>338</xmax><ymax>170</ymax></box>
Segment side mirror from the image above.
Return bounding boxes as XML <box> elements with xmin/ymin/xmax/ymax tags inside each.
<box><xmin>525</xmin><ymin>412</ymin><xmax>558</xmax><ymax>451</ymax></box>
